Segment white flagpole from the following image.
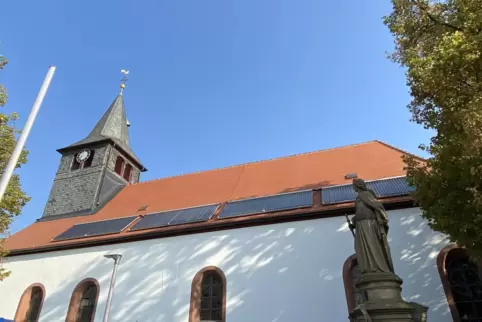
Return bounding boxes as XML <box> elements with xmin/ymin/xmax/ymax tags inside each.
<box><xmin>0</xmin><ymin>65</ymin><xmax>56</xmax><ymax>203</ymax></box>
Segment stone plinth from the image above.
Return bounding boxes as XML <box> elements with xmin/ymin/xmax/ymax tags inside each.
<box><xmin>349</xmin><ymin>272</ymin><xmax>428</xmax><ymax>322</ymax></box>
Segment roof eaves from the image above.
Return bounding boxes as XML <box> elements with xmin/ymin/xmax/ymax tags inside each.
<box><xmin>56</xmin><ymin>138</ymin><xmax>111</xmax><ymax>153</ymax></box>
<box><xmin>111</xmin><ymin>139</ymin><xmax>147</xmax><ymax>171</ymax></box>
<box><xmin>56</xmin><ymin>137</ymin><xmax>146</xmax><ymax>171</ymax></box>
<box><xmin>36</xmin><ymin>209</ymin><xmax>95</xmax><ymax>222</ymax></box>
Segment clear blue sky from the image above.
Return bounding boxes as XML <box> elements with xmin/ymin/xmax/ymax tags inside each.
<box><xmin>1</xmin><ymin>0</ymin><xmax>430</xmax><ymax>233</ymax></box>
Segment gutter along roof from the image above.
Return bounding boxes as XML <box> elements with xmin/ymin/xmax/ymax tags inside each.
<box><xmin>6</xmin><ymin>140</ymin><xmax>419</xmax><ymax>255</ymax></box>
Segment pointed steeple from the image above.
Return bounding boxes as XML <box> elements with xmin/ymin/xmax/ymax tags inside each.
<box><xmin>42</xmin><ymin>72</ymin><xmax>146</xmax><ymax>220</ymax></box>
<box><xmin>57</xmin><ymin>77</ymin><xmax>145</xmax><ymax>170</ymax></box>
<box><xmin>75</xmin><ymin>94</ymin><xmax>131</xmax><ymax>148</ymax></box>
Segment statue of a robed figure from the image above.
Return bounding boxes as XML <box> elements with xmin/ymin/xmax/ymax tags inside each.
<box><xmin>346</xmin><ymin>178</ymin><xmax>427</xmax><ymax>322</ymax></box>
<box><xmin>349</xmin><ymin>178</ymin><xmax>394</xmax><ymax>274</ymax></box>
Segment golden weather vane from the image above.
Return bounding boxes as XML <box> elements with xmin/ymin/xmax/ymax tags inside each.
<box><xmin>120</xmin><ymin>69</ymin><xmax>129</xmax><ymax>94</ymax></box>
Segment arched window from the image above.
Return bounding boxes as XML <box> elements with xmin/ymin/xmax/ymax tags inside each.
<box><xmin>114</xmin><ymin>156</ymin><xmax>125</xmax><ymax>176</ymax></box>
<box><xmin>71</xmin><ymin>150</ymin><xmax>95</xmax><ymax>171</ymax></box>
<box><xmin>83</xmin><ymin>152</ymin><xmax>94</xmax><ymax>168</ymax></box>
<box><xmin>14</xmin><ymin>283</ymin><xmax>45</xmax><ymax>321</ymax></box>
<box><xmin>66</xmin><ymin>278</ymin><xmax>99</xmax><ymax>322</ymax></box>
<box><xmin>72</xmin><ymin>158</ymin><xmax>81</xmax><ymax>171</ymax></box>
<box><xmin>189</xmin><ymin>266</ymin><xmax>226</xmax><ymax>322</ymax></box>
<box><xmin>343</xmin><ymin>254</ymin><xmax>363</xmax><ymax>317</ymax></box>
<box><xmin>438</xmin><ymin>245</ymin><xmax>482</xmax><ymax>321</ymax></box>
<box><xmin>123</xmin><ymin>164</ymin><xmax>133</xmax><ymax>182</ymax></box>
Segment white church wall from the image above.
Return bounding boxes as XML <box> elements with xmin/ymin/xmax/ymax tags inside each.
<box><xmin>0</xmin><ymin>207</ymin><xmax>452</xmax><ymax>322</ymax></box>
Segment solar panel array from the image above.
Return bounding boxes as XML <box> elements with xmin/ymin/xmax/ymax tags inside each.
<box><xmin>52</xmin><ymin>177</ymin><xmax>412</xmax><ymax>241</ymax></box>
<box><xmin>53</xmin><ymin>216</ymin><xmax>138</xmax><ymax>241</ymax></box>
<box><xmin>217</xmin><ymin>190</ymin><xmax>312</xmax><ymax>219</ymax></box>
<box><xmin>129</xmin><ymin>204</ymin><xmax>220</xmax><ymax>231</ymax></box>
<box><xmin>321</xmin><ymin>176</ymin><xmax>414</xmax><ymax>205</ymax></box>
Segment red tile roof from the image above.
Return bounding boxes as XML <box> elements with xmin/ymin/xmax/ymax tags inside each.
<box><xmin>6</xmin><ymin>140</ymin><xmax>419</xmax><ymax>253</ymax></box>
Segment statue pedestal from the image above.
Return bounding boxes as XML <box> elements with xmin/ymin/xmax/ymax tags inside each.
<box><xmin>349</xmin><ymin>272</ymin><xmax>428</xmax><ymax>322</ymax></box>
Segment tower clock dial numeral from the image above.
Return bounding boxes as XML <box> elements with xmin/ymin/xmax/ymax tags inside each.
<box><xmin>76</xmin><ymin>149</ymin><xmax>91</xmax><ymax>163</ymax></box>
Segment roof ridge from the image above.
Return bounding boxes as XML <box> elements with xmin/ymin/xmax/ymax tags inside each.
<box><xmin>132</xmin><ymin>140</ymin><xmax>380</xmax><ymax>187</ymax></box>
<box><xmin>374</xmin><ymin>140</ymin><xmax>426</xmax><ymax>162</ymax></box>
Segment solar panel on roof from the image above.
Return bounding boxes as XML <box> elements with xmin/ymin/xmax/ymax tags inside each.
<box><xmin>217</xmin><ymin>190</ymin><xmax>313</xmax><ymax>219</ymax></box>
<box><xmin>169</xmin><ymin>205</ymin><xmax>219</xmax><ymax>225</ymax></box>
<box><xmin>321</xmin><ymin>176</ymin><xmax>414</xmax><ymax>205</ymax></box>
<box><xmin>369</xmin><ymin>177</ymin><xmax>415</xmax><ymax>197</ymax></box>
<box><xmin>321</xmin><ymin>184</ymin><xmax>356</xmax><ymax>205</ymax></box>
<box><xmin>129</xmin><ymin>211</ymin><xmax>177</xmax><ymax>231</ymax></box>
<box><xmin>53</xmin><ymin>216</ymin><xmax>137</xmax><ymax>241</ymax></box>
<box><xmin>129</xmin><ymin>204</ymin><xmax>220</xmax><ymax>232</ymax></box>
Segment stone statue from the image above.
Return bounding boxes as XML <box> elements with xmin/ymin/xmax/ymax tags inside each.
<box><xmin>346</xmin><ymin>178</ymin><xmax>428</xmax><ymax>322</ymax></box>
<box><xmin>349</xmin><ymin>178</ymin><xmax>394</xmax><ymax>274</ymax></box>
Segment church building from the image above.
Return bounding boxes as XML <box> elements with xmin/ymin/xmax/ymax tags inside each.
<box><xmin>0</xmin><ymin>88</ymin><xmax>477</xmax><ymax>321</ymax></box>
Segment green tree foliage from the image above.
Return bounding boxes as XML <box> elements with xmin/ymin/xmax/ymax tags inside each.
<box><xmin>384</xmin><ymin>1</ymin><xmax>482</xmax><ymax>252</ymax></box>
<box><xmin>0</xmin><ymin>56</ymin><xmax>30</xmax><ymax>280</ymax></box>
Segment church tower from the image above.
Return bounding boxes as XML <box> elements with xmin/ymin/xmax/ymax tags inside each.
<box><xmin>41</xmin><ymin>77</ymin><xmax>146</xmax><ymax>220</ymax></box>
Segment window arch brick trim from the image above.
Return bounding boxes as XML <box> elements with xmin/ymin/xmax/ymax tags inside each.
<box><xmin>14</xmin><ymin>283</ymin><xmax>46</xmax><ymax>322</ymax></box>
<box><xmin>342</xmin><ymin>254</ymin><xmax>357</xmax><ymax>314</ymax></box>
<box><xmin>66</xmin><ymin>278</ymin><xmax>100</xmax><ymax>322</ymax></box>
<box><xmin>189</xmin><ymin>266</ymin><xmax>227</xmax><ymax>322</ymax></box>
<box><xmin>437</xmin><ymin>244</ymin><xmax>464</xmax><ymax>322</ymax></box>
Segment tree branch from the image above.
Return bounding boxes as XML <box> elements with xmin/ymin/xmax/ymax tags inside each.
<box><xmin>414</xmin><ymin>1</ymin><xmax>463</xmax><ymax>31</ymax></box>
<box><xmin>425</xmin><ymin>11</ymin><xmax>463</xmax><ymax>31</ymax></box>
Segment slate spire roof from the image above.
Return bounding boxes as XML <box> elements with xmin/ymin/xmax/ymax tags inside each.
<box><xmin>57</xmin><ymin>94</ymin><xmax>145</xmax><ymax>170</ymax></box>
<box><xmin>84</xmin><ymin>94</ymin><xmax>130</xmax><ymax>147</ymax></box>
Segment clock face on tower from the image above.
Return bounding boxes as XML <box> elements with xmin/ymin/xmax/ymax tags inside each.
<box><xmin>76</xmin><ymin>149</ymin><xmax>91</xmax><ymax>163</ymax></box>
